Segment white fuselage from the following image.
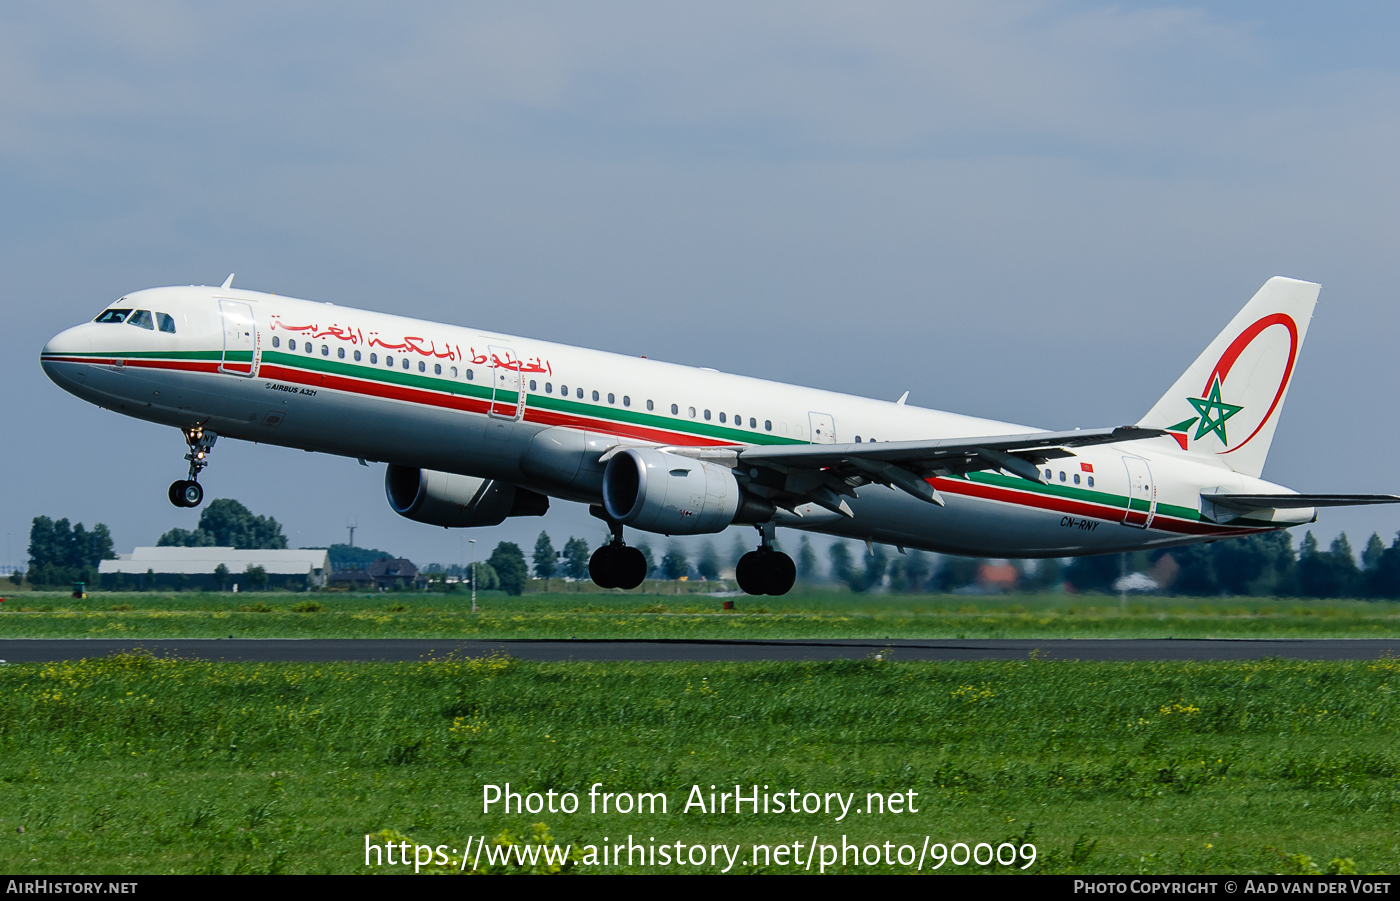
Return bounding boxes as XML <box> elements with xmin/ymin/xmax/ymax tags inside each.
<box><xmin>41</xmin><ymin>285</ymin><xmax>1308</xmax><ymax>557</ymax></box>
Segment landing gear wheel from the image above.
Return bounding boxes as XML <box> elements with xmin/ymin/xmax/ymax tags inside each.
<box><xmin>590</xmin><ymin>544</ymin><xmax>647</xmax><ymax>590</ymax></box>
<box><xmin>762</xmin><ymin>551</ymin><xmax>796</xmax><ymax>596</ymax></box>
<box><xmin>736</xmin><ymin>550</ymin><xmax>796</xmax><ymax>596</ymax></box>
<box><xmin>614</xmin><ymin>546</ymin><xmax>647</xmax><ymax>590</ymax></box>
<box><xmin>168</xmin><ymin>481</ymin><xmax>186</xmax><ymax>507</ymax></box>
<box><xmin>589</xmin><ymin>545</ymin><xmax>619</xmax><ymax>589</ymax></box>
<box><xmin>180</xmin><ymin>480</ymin><xmax>204</xmax><ymax>508</ymax></box>
<box><xmin>736</xmin><ymin>551</ymin><xmax>765</xmax><ymax>595</ymax></box>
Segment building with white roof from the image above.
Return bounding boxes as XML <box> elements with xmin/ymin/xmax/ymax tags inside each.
<box><xmin>99</xmin><ymin>547</ymin><xmax>329</xmax><ymax>590</ymax></box>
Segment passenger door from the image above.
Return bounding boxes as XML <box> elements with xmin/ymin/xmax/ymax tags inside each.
<box><xmin>1121</xmin><ymin>456</ymin><xmax>1156</xmax><ymax>528</ymax></box>
<box><xmin>808</xmin><ymin>411</ymin><xmax>837</xmax><ymax>444</ymax></box>
<box><xmin>488</xmin><ymin>345</ymin><xmax>524</xmax><ymax>420</ymax></box>
<box><xmin>218</xmin><ymin>300</ymin><xmax>258</xmax><ymax>377</ymax></box>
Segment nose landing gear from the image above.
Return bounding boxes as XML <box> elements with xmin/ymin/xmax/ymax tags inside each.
<box><xmin>168</xmin><ymin>426</ymin><xmax>216</xmax><ymax>508</ymax></box>
<box><xmin>587</xmin><ymin>507</ymin><xmax>648</xmax><ymax>590</ymax></box>
<box><xmin>735</xmin><ymin>523</ymin><xmax>796</xmax><ymax>596</ymax></box>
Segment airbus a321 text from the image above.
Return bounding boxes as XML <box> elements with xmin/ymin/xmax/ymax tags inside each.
<box><xmin>40</xmin><ymin>275</ymin><xmax>1398</xmax><ymax>595</ymax></box>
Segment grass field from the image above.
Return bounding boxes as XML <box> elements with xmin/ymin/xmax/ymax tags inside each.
<box><xmin>2</xmin><ymin>653</ymin><xmax>1398</xmax><ymax>874</ymax></box>
<box><xmin>3</xmin><ymin>588</ymin><xmax>1400</xmax><ymax>640</ymax></box>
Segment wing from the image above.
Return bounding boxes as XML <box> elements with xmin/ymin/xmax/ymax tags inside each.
<box><xmin>665</xmin><ymin>425</ymin><xmax>1164</xmax><ymax>518</ymax></box>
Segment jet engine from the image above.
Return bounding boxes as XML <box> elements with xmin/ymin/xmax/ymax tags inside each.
<box><xmin>385</xmin><ymin>464</ymin><xmax>548</xmax><ymax>528</ymax></box>
<box><xmin>601</xmin><ymin>447</ymin><xmax>772</xmax><ymax>535</ymax></box>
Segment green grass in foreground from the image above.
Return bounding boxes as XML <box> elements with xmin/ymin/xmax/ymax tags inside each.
<box><xmin>3</xmin><ymin>589</ymin><xmax>1400</xmax><ymax>640</ymax></box>
<box><xmin>2</xmin><ymin>653</ymin><xmax>1400</xmax><ymax>874</ymax></box>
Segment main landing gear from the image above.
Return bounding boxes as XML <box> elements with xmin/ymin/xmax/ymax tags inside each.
<box><xmin>735</xmin><ymin>523</ymin><xmax>796</xmax><ymax>596</ymax></box>
<box><xmin>168</xmin><ymin>426</ymin><xmax>216</xmax><ymax>508</ymax></box>
<box><xmin>588</xmin><ymin>515</ymin><xmax>648</xmax><ymax>590</ymax></box>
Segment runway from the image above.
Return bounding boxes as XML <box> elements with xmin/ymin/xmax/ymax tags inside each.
<box><xmin>2</xmin><ymin>637</ymin><xmax>1400</xmax><ymax>663</ymax></box>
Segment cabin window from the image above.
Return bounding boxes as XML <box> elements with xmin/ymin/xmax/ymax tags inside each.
<box><xmin>560</xmin><ymin>383</ymin><xmax>567</xmax><ymax>394</ymax></box>
<box><xmin>1073</xmin><ymin>473</ymin><xmax>1081</xmax><ymax>485</ymax></box>
<box><xmin>719</xmin><ymin>412</ymin><xmax>726</xmax><ymax>423</ymax></box>
<box><xmin>1059</xmin><ymin>471</ymin><xmax>1066</xmax><ymax>482</ymax></box>
<box><xmin>402</xmin><ymin>358</ymin><xmax>409</xmax><ymax>370</ymax></box>
<box><xmin>386</xmin><ymin>355</ymin><xmax>394</xmax><ymax>367</ymax></box>
<box><xmin>322</xmin><ymin>345</ymin><xmax>330</xmax><ymax>356</ymax></box>
<box><xmin>765</xmin><ymin>420</ymin><xmax>772</xmax><ymax>432</ymax></box>
<box><xmin>338</xmin><ymin>347</ymin><xmax>346</xmax><ymax>359</ymax></box>
<box><xmin>704</xmin><ymin>409</ymin><xmax>712</xmax><ymax>420</ymax></box>
<box><xmin>855</xmin><ymin>436</ymin><xmax>861</xmax><ymax>443</ymax></box>
<box><xmin>355</xmin><ymin>350</ymin><xmax>362</xmax><ymax>362</ymax></box>
<box><xmin>645</xmin><ymin>399</ymin><xmax>652</xmax><ymax>410</ymax></box>
<box><xmin>1044</xmin><ymin>469</ymin><xmax>1052</xmax><ymax>480</ymax></box>
<box><xmin>607</xmin><ymin>393</ymin><xmax>615</xmax><ymax>404</ymax></box>
<box><xmin>1087</xmin><ymin>476</ymin><xmax>1095</xmax><ymax>488</ymax></box>
<box><xmin>592</xmin><ymin>390</ymin><xmax>600</xmax><ymax>401</ymax></box>
<box><xmin>623</xmin><ymin>396</ymin><xmax>631</xmax><ymax>407</ymax></box>
<box><xmin>156</xmin><ymin>313</ymin><xmax>176</xmax><ymax>333</ymax></box>
<box><xmin>466</xmin><ymin>369</ymin><xmax>473</xmax><ymax>380</ymax></box>
<box><xmin>370</xmin><ymin>353</ymin><xmax>378</xmax><ymax>364</ymax></box>
<box><xmin>128</xmin><ymin>310</ymin><xmax>154</xmax><ymax>330</ymax></box>
<box><xmin>414</xmin><ymin>360</ymin><xmax>422</xmax><ymax>371</ymax></box>
<box><xmin>271</xmin><ymin>336</ymin><xmax>280</xmax><ymax>348</ymax></box>
<box><xmin>94</xmin><ymin>309</ymin><xmax>131</xmax><ymax>323</ymax></box>
<box><xmin>688</xmin><ymin>406</ymin><xmax>696</xmax><ymax>418</ymax></box>
<box><xmin>436</xmin><ymin>364</ymin><xmax>443</xmax><ymax>375</ymax></box>
<box><xmin>671</xmin><ymin>404</ymin><xmax>678</xmax><ymax>414</ymax></box>
<box><xmin>305</xmin><ymin>342</ymin><xmax>313</xmax><ymax>354</ymax></box>
<box><xmin>749</xmin><ymin>417</ymin><xmax>756</xmax><ymax>428</ymax></box>
<box><xmin>545</xmin><ymin>382</ymin><xmax>552</xmax><ymax>393</ymax></box>
<box><xmin>577</xmin><ymin>388</ymin><xmax>583</xmax><ymax>399</ymax></box>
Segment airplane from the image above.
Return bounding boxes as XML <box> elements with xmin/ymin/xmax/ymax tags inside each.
<box><xmin>40</xmin><ymin>274</ymin><xmax>1399</xmax><ymax>596</ymax></box>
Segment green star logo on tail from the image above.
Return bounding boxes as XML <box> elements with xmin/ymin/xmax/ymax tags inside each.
<box><xmin>1166</xmin><ymin>375</ymin><xmax>1243</xmax><ymax>448</ymax></box>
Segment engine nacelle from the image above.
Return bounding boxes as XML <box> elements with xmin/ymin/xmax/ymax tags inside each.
<box><xmin>601</xmin><ymin>447</ymin><xmax>772</xmax><ymax>535</ymax></box>
<box><xmin>385</xmin><ymin>464</ymin><xmax>548</xmax><ymax>528</ymax></box>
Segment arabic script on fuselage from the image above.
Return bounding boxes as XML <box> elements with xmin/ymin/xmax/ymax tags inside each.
<box><xmin>268</xmin><ymin>315</ymin><xmax>550</xmax><ymax>373</ymax></box>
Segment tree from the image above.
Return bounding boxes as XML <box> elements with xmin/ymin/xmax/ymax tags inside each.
<box><xmin>661</xmin><ymin>543</ymin><xmax>688</xmax><ymax>580</ymax></box>
<box><xmin>828</xmin><ymin>541</ymin><xmax>854</xmax><ymax>586</ymax></box>
<box><xmin>696</xmin><ymin>540</ymin><xmax>720</xmax><ymax>581</ymax></box>
<box><xmin>889</xmin><ymin>549</ymin><xmax>931</xmax><ymax>593</ymax></box>
<box><xmin>27</xmin><ymin>516</ymin><xmax>116</xmax><ymax>586</ymax></box>
<box><xmin>797</xmin><ymin>535</ymin><xmax>820</xmax><ymax>583</ymax></box>
<box><xmin>213</xmin><ymin>563</ymin><xmax>230</xmax><ymax>591</ymax></box>
<box><xmin>244</xmin><ymin>564</ymin><xmax>269</xmax><ymax>591</ymax></box>
<box><xmin>561</xmin><ymin>537</ymin><xmax>590</xmax><ymax>580</ymax></box>
<box><xmin>1363</xmin><ymin>533</ymin><xmax>1386</xmax><ymax>572</ymax></box>
<box><xmin>469</xmin><ymin>560</ymin><xmax>499</xmax><ymax>592</ymax></box>
<box><xmin>1367</xmin><ymin>533</ymin><xmax>1400</xmax><ymax>599</ymax></box>
<box><xmin>1022</xmin><ymin>557</ymin><xmax>1063</xmax><ymax>592</ymax></box>
<box><xmin>158</xmin><ymin>527</ymin><xmax>215</xmax><ymax>547</ymax></box>
<box><xmin>1299</xmin><ymin>531</ymin><xmax>1362</xmax><ymax>599</ymax></box>
<box><xmin>487</xmin><ymin>542</ymin><xmax>528</xmax><ymax>596</ymax></box>
<box><xmin>532</xmin><ymin>531</ymin><xmax>557</xmax><ymax>582</ymax></box>
<box><xmin>192</xmin><ymin>499</ymin><xmax>287</xmax><ymax>549</ymax></box>
<box><xmin>634</xmin><ymin>541</ymin><xmax>656</xmax><ymax>578</ymax></box>
<box><xmin>934</xmin><ymin>554</ymin><xmax>983</xmax><ymax>592</ymax></box>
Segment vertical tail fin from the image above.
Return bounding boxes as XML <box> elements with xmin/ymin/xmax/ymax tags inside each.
<box><xmin>1138</xmin><ymin>276</ymin><xmax>1319</xmax><ymax>478</ymax></box>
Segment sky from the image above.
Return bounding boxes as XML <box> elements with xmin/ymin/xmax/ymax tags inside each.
<box><xmin>3</xmin><ymin>1</ymin><xmax>1400</xmax><ymax>573</ymax></box>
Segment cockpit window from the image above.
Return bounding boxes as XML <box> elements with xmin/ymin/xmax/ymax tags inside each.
<box><xmin>128</xmin><ymin>310</ymin><xmax>155</xmax><ymax>330</ymax></box>
<box><xmin>94</xmin><ymin>309</ymin><xmax>131</xmax><ymax>324</ymax></box>
<box><xmin>156</xmin><ymin>312</ymin><xmax>176</xmax><ymax>333</ymax></box>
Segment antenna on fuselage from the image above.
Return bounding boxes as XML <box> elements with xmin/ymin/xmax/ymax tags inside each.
<box><xmin>896</xmin><ymin>391</ymin><xmax>909</xmax><ymax>405</ymax></box>
<box><xmin>221</xmin><ymin>274</ymin><xmax>235</xmax><ymax>289</ymax></box>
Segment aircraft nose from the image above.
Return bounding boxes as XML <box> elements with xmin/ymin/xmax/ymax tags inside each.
<box><xmin>41</xmin><ymin>325</ymin><xmax>93</xmax><ymax>389</ymax></box>
<box><xmin>42</xmin><ymin>325</ymin><xmax>92</xmax><ymax>357</ymax></box>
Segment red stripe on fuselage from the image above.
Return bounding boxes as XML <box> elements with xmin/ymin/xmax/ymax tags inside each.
<box><xmin>932</xmin><ymin>477</ymin><xmax>1270</xmax><ymax>538</ymax></box>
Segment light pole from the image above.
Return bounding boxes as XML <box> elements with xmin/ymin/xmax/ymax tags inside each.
<box><xmin>469</xmin><ymin>539</ymin><xmax>477</xmax><ymax>613</ymax></box>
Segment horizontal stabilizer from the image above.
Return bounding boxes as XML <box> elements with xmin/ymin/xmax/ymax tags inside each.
<box><xmin>1207</xmin><ymin>494</ymin><xmax>1400</xmax><ymax>510</ymax></box>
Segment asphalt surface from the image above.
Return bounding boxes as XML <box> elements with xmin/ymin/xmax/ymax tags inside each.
<box><xmin>2</xmin><ymin>638</ymin><xmax>1399</xmax><ymax>663</ymax></box>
